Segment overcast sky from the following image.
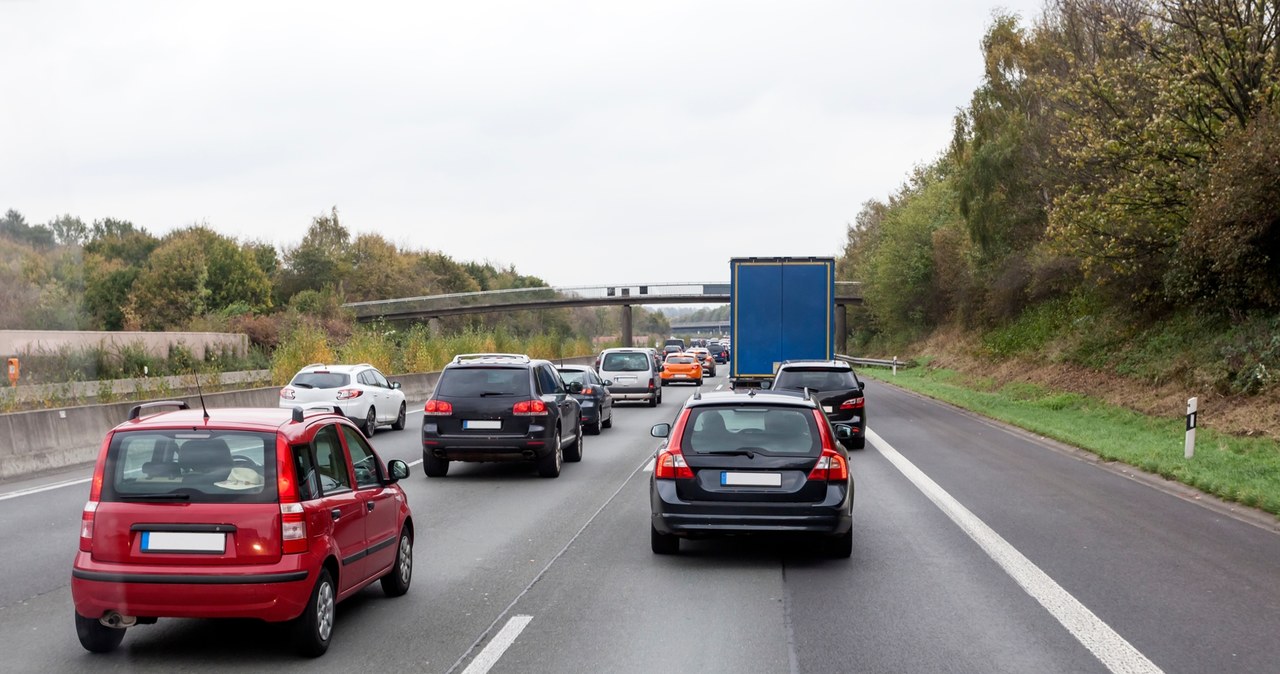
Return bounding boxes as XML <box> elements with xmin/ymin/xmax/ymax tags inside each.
<box><xmin>2</xmin><ymin>0</ymin><xmax>1044</xmax><ymax>288</ymax></box>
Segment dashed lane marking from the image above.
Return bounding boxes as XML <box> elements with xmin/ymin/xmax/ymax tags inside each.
<box><xmin>460</xmin><ymin>615</ymin><xmax>534</xmax><ymax>674</ymax></box>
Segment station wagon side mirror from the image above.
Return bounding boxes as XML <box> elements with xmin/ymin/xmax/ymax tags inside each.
<box><xmin>387</xmin><ymin>459</ymin><xmax>410</xmax><ymax>482</ymax></box>
<box><xmin>650</xmin><ymin>423</ymin><xmax>671</xmax><ymax>438</ymax></box>
<box><xmin>833</xmin><ymin>424</ymin><xmax>854</xmax><ymax>441</ymax></box>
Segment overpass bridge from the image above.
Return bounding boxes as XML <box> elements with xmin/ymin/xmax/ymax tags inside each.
<box><xmin>344</xmin><ymin>281</ymin><xmax>862</xmax><ymax>347</ymax></box>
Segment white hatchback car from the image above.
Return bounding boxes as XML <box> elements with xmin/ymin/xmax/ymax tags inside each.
<box><xmin>279</xmin><ymin>363</ymin><xmax>407</xmax><ymax>437</ymax></box>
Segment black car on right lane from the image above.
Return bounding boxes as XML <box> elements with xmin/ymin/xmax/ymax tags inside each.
<box><xmin>771</xmin><ymin>359</ymin><xmax>866</xmax><ymax>449</ymax></box>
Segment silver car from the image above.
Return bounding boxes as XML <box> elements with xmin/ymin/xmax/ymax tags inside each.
<box><xmin>598</xmin><ymin>347</ymin><xmax>663</xmax><ymax>407</ymax></box>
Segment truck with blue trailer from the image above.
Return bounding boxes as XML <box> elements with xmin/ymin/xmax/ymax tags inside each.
<box><xmin>729</xmin><ymin>257</ymin><xmax>836</xmax><ymax>387</ymax></box>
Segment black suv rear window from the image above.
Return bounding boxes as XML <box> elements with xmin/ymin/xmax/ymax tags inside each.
<box><xmin>291</xmin><ymin>372</ymin><xmax>350</xmax><ymax>389</ymax></box>
<box><xmin>684</xmin><ymin>406</ymin><xmax>819</xmax><ymax>455</ymax></box>
<box><xmin>603</xmin><ymin>352</ymin><xmax>650</xmax><ymax>371</ymax></box>
<box><xmin>102</xmin><ymin>430</ymin><xmax>278</xmax><ymax>504</ymax></box>
<box><xmin>774</xmin><ymin>368</ymin><xmax>858</xmax><ymax>391</ymax></box>
<box><xmin>436</xmin><ymin>367</ymin><xmax>528</xmax><ymax>397</ymax></box>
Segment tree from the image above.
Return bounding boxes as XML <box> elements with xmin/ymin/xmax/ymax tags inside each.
<box><xmin>1</xmin><ymin>209</ymin><xmax>55</xmax><ymax>248</ymax></box>
<box><xmin>174</xmin><ymin>226</ymin><xmax>274</xmax><ymax>314</ymax></box>
<box><xmin>278</xmin><ymin>207</ymin><xmax>352</xmax><ymax>301</ymax></box>
<box><xmin>47</xmin><ymin>214</ymin><xmax>89</xmax><ymax>246</ymax></box>
<box><xmin>126</xmin><ymin>235</ymin><xmax>211</xmax><ymax>330</ymax></box>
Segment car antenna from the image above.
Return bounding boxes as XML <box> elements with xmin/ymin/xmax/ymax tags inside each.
<box><xmin>194</xmin><ymin>372</ymin><xmax>210</xmax><ymax>422</ymax></box>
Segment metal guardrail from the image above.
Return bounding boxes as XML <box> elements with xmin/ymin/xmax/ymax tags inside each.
<box><xmin>835</xmin><ymin>354</ymin><xmax>904</xmax><ymax>374</ymax></box>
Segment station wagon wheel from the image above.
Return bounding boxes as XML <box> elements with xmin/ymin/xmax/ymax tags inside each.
<box><xmin>363</xmin><ymin>407</ymin><xmax>377</xmax><ymax>438</ymax></box>
<box><xmin>391</xmin><ymin>402</ymin><xmax>407</xmax><ymax>431</ymax></box>
<box><xmin>381</xmin><ymin>527</ymin><xmax>413</xmax><ymax>597</ymax></box>
<box><xmin>293</xmin><ymin>568</ymin><xmax>335</xmax><ymax>657</ymax></box>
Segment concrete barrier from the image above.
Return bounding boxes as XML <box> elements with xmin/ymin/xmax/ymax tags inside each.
<box><xmin>0</xmin><ymin>356</ymin><xmax>594</xmax><ymax>481</ymax></box>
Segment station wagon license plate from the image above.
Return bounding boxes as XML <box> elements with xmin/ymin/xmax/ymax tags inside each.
<box><xmin>464</xmin><ymin>420</ymin><xmax>502</xmax><ymax>430</ymax></box>
<box><xmin>141</xmin><ymin>531</ymin><xmax>226</xmax><ymax>553</ymax></box>
<box><xmin>721</xmin><ymin>472</ymin><xmax>782</xmax><ymax>487</ymax></box>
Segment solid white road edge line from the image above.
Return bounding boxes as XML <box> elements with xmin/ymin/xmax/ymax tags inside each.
<box><xmin>0</xmin><ymin>476</ymin><xmax>92</xmax><ymax>501</ymax></box>
<box><xmin>459</xmin><ymin>615</ymin><xmax>534</xmax><ymax>674</ymax></box>
<box><xmin>867</xmin><ymin>428</ymin><xmax>1164</xmax><ymax>674</ymax></box>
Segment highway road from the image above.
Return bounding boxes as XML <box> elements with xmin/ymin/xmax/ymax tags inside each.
<box><xmin>1</xmin><ymin>368</ymin><xmax>1278</xmax><ymax>673</ymax></box>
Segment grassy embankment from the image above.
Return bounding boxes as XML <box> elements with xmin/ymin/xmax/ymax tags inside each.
<box><xmin>857</xmin><ymin>298</ymin><xmax>1280</xmax><ymax>519</ymax></box>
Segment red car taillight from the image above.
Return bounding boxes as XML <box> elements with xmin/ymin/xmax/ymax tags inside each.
<box><xmin>336</xmin><ymin>388</ymin><xmax>363</xmax><ymax>400</ymax></box>
<box><xmin>424</xmin><ymin>399</ymin><xmax>453</xmax><ymax>415</ymax></box>
<box><xmin>840</xmin><ymin>397</ymin><xmax>865</xmax><ymax>411</ymax></box>
<box><xmin>279</xmin><ymin>387</ymin><xmax>296</xmax><ymax>400</ymax></box>
<box><xmin>81</xmin><ymin>435</ymin><xmax>110</xmax><ymax>552</ymax></box>
<box><xmin>513</xmin><ymin>399</ymin><xmax>549</xmax><ymax>416</ymax></box>
<box><xmin>277</xmin><ymin>435</ymin><xmax>308</xmax><ymax>554</ymax></box>
<box><xmin>807</xmin><ymin>447</ymin><xmax>849</xmax><ymax>482</ymax></box>
<box><xmin>582</xmin><ymin>386</ymin><xmax>595</xmax><ymax>395</ymax></box>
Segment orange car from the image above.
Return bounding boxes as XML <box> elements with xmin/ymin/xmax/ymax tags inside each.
<box><xmin>661</xmin><ymin>353</ymin><xmax>703</xmax><ymax>386</ymax></box>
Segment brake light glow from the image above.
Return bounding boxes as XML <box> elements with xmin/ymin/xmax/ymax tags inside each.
<box><xmin>840</xmin><ymin>397</ymin><xmax>865</xmax><ymax>411</ymax></box>
<box><xmin>807</xmin><ymin>447</ymin><xmax>849</xmax><ymax>482</ymax></box>
<box><xmin>424</xmin><ymin>400</ymin><xmax>453</xmax><ymax>415</ymax></box>
<box><xmin>513</xmin><ymin>399</ymin><xmax>548</xmax><ymax>416</ymax></box>
<box><xmin>279</xmin><ymin>387</ymin><xmax>296</xmax><ymax>400</ymax></box>
<box><xmin>335</xmin><ymin>388</ymin><xmax>363</xmax><ymax>400</ymax></box>
<box><xmin>582</xmin><ymin>387</ymin><xmax>595</xmax><ymax>395</ymax></box>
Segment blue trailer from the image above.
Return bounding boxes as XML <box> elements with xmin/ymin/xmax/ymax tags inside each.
<box><xmin>729</xmin><ymin>257</ymin><xmax>836</xmax><ymax>386</ymax></box>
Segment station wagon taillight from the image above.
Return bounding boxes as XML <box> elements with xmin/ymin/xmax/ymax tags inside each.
<box><xmin>840</xmin><ymin>397</ymin><xmax>865</xmax><ymax>411</ymax></box>
<box><xmin>654</xmin><ymin>447</ymin><xmax>694</xmax><ymax>479</ymax></box>
<box><xmin>336</xmin><ymin>388</ymin><xmax>363</xmax><ymax>400</ymax></box>
<box><xmin>807</xmin><ymin>448</ymin><xmax>849</xmax><ymax>482</ymax></box>
<box><xmin>424</xmin><ymin>400</ymin><xmax>453</xmax><ymax>415</ymax></box>
<box><xmin>513</xmin><ymin>400</ymin><xmax>548</xmax><ymax>416</ymax></box>
<box><xmin>279</xmin><ymin>387</ymin><xmax>296</xmax><ymax>400</ymax></box>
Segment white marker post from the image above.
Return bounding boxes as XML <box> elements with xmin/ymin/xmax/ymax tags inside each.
<box><xmin>892</xmin><ymin>356</ymin><xmax>898</xmax><ymax>376</ymax></box>
<box><xmin>1184</xmin><ymin>397</ymin><xmax>1198</xmax><ymax>459</ymax></box>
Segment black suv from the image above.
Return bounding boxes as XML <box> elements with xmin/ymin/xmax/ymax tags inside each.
<box><xmin>421</xmin><ymin>353</ymin><xmax>583</xmax><ymax>478</ymax></box>
<box><xmin>771</xmin><ymin>360</ymin><xmax>866</xmax><ymax>449</ymax></box>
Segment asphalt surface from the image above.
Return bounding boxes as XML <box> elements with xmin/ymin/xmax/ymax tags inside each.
<box><xmin>1</xmin><ymin>368</ymin><xmax>1278</xmax><ymax>673</ymax></box>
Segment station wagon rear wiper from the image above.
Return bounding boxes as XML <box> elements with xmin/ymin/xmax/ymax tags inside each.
<box><xmin>701</xmin><ymin>449</ymin><xmax>757</xmax><ymax>459</ymax></box>
<box><xmin>119</xmin><ymin>493</ymin><xmax>191</xmax><ymax>501</ymax></box>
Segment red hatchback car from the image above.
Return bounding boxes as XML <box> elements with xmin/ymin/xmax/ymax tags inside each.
<box><xmin>71</xmin><ymin>401</ymin><xmax>414</xmax><ymax>657</ymax></box>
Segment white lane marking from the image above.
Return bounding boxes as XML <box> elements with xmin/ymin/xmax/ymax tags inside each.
<box><xmin>460</xmin><ymin>615</ymin><xmax>534</xmax><ymax>674</ymax></box>
<box><xmin>408</xmin><ymin>459</ymin><xmax>423</xmax><ymax>468</ymax></box>
<box><xmin>641</xmin><ymin>457</ymin><xmax>655</xmax><ymax>472</ymax></box>
<box><xmin>0</xmin><ymin>476</ymin><xmax>92</xmax><ymax>501</ymax></box>
<box><xmin>867</xmin><ymin>428</ymin><xmax>1163</xmax><ymax>674</ymax></box>
<box><xmin>715</xmin><ymin>384</ymin><xmax>724</xmax><ymax>391</ymax></box>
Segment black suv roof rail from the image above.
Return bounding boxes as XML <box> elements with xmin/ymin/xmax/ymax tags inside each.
<box><xmin>291</xmin><ymin>404</ymin><xmax>344</xmax><ymax>423</ymax></box>
<box><xmin>451</xmin><ymin>353</ymin><xmax>530</xmax><ymax>364</ymax></box>
<box><xmin>127</xmin><ymin>400</ymin><xmax>191</xmax><ymax>421</ymax></box>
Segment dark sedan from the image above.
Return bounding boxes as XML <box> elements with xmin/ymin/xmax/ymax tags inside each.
<box><xmin>649</xmin><ymin>390</ymin><xmax>855</xmax><ymax>557</ymax></box>
<box><xmin>557</xmin><ymin>365</ymin><xmax>614</xmax><ymax>435</ymax></box>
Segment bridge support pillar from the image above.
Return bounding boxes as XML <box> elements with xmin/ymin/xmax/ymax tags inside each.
<box><xmin>835</xmin><ymin>304</ymin><xmax>846</xmax><ymax>356</ymax></box>
<box><xmin>621</xmin><ymin>305</ymin><xmax>633</xmax><ymax>347</ymax></box>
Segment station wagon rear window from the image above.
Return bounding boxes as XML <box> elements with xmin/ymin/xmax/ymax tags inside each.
<box><xmin>102</xmin><ymin>430</ymin><xmax>278</xmax><ymax>504</ymax></box>
<box><xmin>683</xmin><ymin>406</ymin><xmax>819</xmax><ymax>456</ymax></box>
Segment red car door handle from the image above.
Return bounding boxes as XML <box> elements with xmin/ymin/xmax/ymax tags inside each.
<box><xmin>366</xmin><ymin>501</ymin><xmax>375</xmax><ymax>511</ymax></box>
<box><xmin>330</xmin><ymin>508</ymin><xmax>342</xmax><ymax>520</ymax></box>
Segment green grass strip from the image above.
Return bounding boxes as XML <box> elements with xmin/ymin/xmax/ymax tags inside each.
<box><xmin>860</xmin><ymin>365</ymin><xmax>1280</xmax><ymax>519</ymax></box>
